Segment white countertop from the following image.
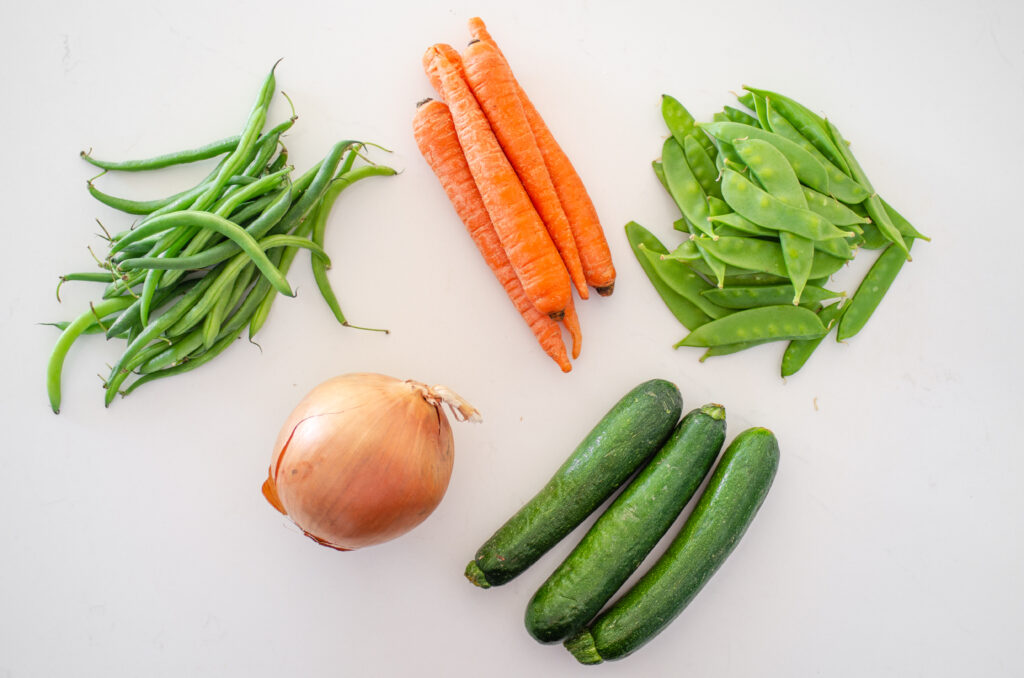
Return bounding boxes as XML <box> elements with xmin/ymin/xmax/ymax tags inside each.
<box><xmin>3</xmin><ymin>1</ymin><xmax>1023</xmax><ymax>676</ymax></box>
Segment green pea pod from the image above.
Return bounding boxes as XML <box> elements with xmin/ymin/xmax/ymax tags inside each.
<box><xmin>702</xmin><ymin>284</ymin><xmax>843</xmax><ymax>309</ymax></box>
<box><xmin>721</xmin><ymin>105</ymin><xmax>759</xmax><ymax>127</ymax></box>
<box><xmin>662</xmin><ymin>138</ymin><xmax>713</xmax><ymax>238</ymax></box>
<box><xmin>824</xmin><ymin>119</ymin><xmax>911</xmax><ymax>260</ymax></box>
<box><xmin>676</xmin><ymin>305</ymin><xmax>827</xmax><ymax>348</ymax></box>
<box><xmin>837</xmin><ymin>240</ymin><xmax>913</xmax><ymax>341</ymax></box>
<box><xmin>689</xmin><ymin>236</ymin><xmax>847</xmax><ymax>281</ymax></box>
<box><xmin>699</xmin><ymin>339</ymin><xmax>776</xmax><ymax>361</ymax></box>
<box><xmin>881</xmin><ymin>198</ymin><xmax>929</xmax><ymax>241</ymax></box>
<box><xmin>625</xmin><ymin>222</ymin><xmax>711</xmax><ymax>331</ymax></box>
<box><xmin>801</xmin><ymin>186</ymin><xmax>870</xmax><ymax>226</ymax></box>
<box><xmin>683</xmin><ymin>135</ymin><xmax>721</xmax><ymax>200</ymax></box>
<box><xmin>749</xmin><ymin>91</ymin><xmax>771</xmax><ymax>130</ymax></box>
<box><xmin>651</xmin><ymin>160</ymin><xmax>667</xmax><ymax>190</ymax></box>
<box><xmin>781</xmin><ymin>301</ymin><xmax>847</xmax><ymax>377</ymax></box>
<box><xmin>699</xmin><ymin>121</ymin><xmax>830</xmax><ymax>195</ymax></box>
<box><xmin>661</xmin><ymin>94</ymin><xmax>716</xmax><ymax>157</ymax></box>
<box><xmin>732</xmin><ymin>138</ymin><xmax>815</xmax><ymax>304</ymax></box>
<box><xmin>763</xmin><ymin>102</ymin><xmax>868</xmax><ymax>204</ymax></box>
<box><xmin>745</xmin><ymin>86</ymin><xmax>851</xmax><ymax>173</ymax></box>
<box><xmin>721</xmin><ymin>169</ymin><xmax>854</xmax><ymax>241</ymax></box>
<box><xmin>639</xmin><ymin>245</ymin><xmax>732</xmax><ymax>319</ymax></box>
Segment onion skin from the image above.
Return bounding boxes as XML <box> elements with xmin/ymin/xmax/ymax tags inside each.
<box><xmin>263</xmin><ymin>373</ymin><xmax>469</xmax><ymax>551</ymax></box>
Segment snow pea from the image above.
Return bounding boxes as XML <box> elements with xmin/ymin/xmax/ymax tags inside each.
<box><xmin>675</xmin><ymin>305</ymin><xmax>827</xmax><ymax>347</ymax></box>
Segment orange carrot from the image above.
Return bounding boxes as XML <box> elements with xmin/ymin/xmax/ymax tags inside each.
<box><xmin>422</xmin><ymin>44</ymin><xmax>571</xmax><ymax>320</ymax></box>
<box><xmin>562</xmin><ymin>298</ymin><xmax>582</xmax><ymax>360</ymax></box>
<box><xmin>413</xmin><ymin>98</ymin><xmax>572</xmax><ymax>372</ymax></box>
<box><xmin>461</xmin><ymin>39</ymin><xmax>589</xmax><ymax>300</ymax></box>
<box><xmin>467</xmin><ymin>17</ymin><xmax>616</xmax><ymax>295</ymax></box>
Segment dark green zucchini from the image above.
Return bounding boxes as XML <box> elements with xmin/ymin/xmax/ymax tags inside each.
<box><xmin>565</xmin><ymin>427</ymin><xmax>780</xmax><ymax>664</ymax></box>
<box><xmin>525</xmin><ymin>404</ymin><xmax>726</xmax><ymax>643</ymax></box>
<box><xmin>465</xmin><ymin>379</ymin><xmax>683</xmax><ymax>588</ymax></box>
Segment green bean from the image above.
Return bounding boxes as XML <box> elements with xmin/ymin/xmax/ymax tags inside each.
<box><xmin>109</xmin><ymin>211</ymin><xmax>293</xmax><ymax>297</ymax></box>
<box><xmin>41</xmin><ymin>321</ymin><xmax>106</xmax><ymax>335</ymax></box>
<box><xmin>46</xmin><ymin>297</ymin><xmax>136</xmax><ymax>412</ymax></box>
<box><xmin>675</xmin><ymin>304</ymin><xmax>827</xmax><ymax>348</ymax></box>
<box><xmin>837</xmin><ymin>239</ymin><xmax>912</xmax><ymax>341</ymax></box>
<box><xmin>699</xmin><ymin>121</ymin><xmax>830</xmax><ymax>195</ymax></box>
<box><xmin>203</xmin><ymin>261</ymin><xmax>255</xmax><ymax>349</ymax></box>
<box><xmin>721</xmin><ymin>169</ymin><xmax>853</xmax><ymax>241</ymax></box>
<box><xmin>683</xmin><ymin>135</ymin><xmax>721</xmax><ymax>200</ymax></box>
<box><xmin>625</xmin><ymin>222</ymin><xmax>711</xmax><ymax>331</ymax></box>
<box><xmin>702</xmin><ymin>284</ymin><xmax>842</xmax><ymax>309</ymax></box>
<box><xmin>267</xmin><ymin>140</ymin><xmax>358</xmax><ymax>237</ymax></box>
<box><xmin>267</xmin><ymin>147</ymin><xmax>288</xmax><ymax>175</ymax></box>
<box><xmin>212</xmin><ymin>167</ymin><xmax>291</xmax><ymax>218</ymax></box>
<box><xmin>189</xmin><ymin>63</ymin><xmax>279</xmax><ymax>213</ymax></box>
<box><xmin>308</xmin><ymin>165</ymin><xmax>396</xmax><ymax>331</ymax></box>
<box><xmin>824</xmin><ymin>119</ymin><xmax>910</xmax><ymax>260</ymax></box>
<box><xmin>638</xmin><ymin>244</ymin><xmax>731</xmax><ymax>319</ymax></box>
<box><xmin>722</xmin><ymin>105</ymin><xmax>760</xmax><ymax>127</ymax></box>
<box><xmin>167</xmin><ymin>233</ymin><xmax>329</xmax><ymax>338</ymax></box>
<box><xmin>103</xmin><ymin>269</ymin><xmax>147</xmax><ymax>299</ymax></box>
<box><xmin>162</xmin><ymin>168</ymin><xmax>293</xmax><ymax>280</ymax></box>
<box><xmin>745</xmin><ymin>86</ymin><xmax>850</xmax><ymax>173</ymax></box>
<box><xmin>104</xmin><ymin>281</ymin><xmax>190</xmax><ymax>339</ymax></box>
<box><xmin>87</xmin><ymin>181</ymin><xmax>207</xmax><ymax>216</ymax></box>
<box><xmin>122</xmin><ymin>323</ymin><xmax>238</xmax><ymax>397</ymax></box>
<box><xmin>762</xmin><ymin>102</ymin><xmax>867</xmax><ymax>204</ymax></box>
<box><xmin>781</xmin><ymin>301</ymin><xmax>847</xmax><ymax>377</ymax></box>
<box><xmin>119</xmin><ymin>186</ymin><xmax>293</xmax><ymax>271</ymax></box>
<box><xmin>80</xmin><ymin>135</ymin><xmax>240</xmax><ymax>172</ymax></box>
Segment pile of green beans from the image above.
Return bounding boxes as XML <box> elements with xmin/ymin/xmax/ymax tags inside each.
<box><xmin>627</xmin><ymin>87</ymin><xmax>928</xmax><ymax>376</ymax></box>
<box><xmin>47</xmin><ymin>63</ymin><xmax>395</xmax><ymax>413</ymax></box>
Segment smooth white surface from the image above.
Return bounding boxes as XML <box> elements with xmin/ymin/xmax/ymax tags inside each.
<box><xmin>3</xmin><ymin>1</ymin><xmax>1023</xmax><ymax>676</ymax></box>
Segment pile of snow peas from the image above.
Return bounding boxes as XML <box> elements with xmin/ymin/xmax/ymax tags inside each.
<box><xmin>627</xmin><ymin>87</ymin><xmax>927</xmax><ymax>376</ymax></box>
<box><xmin>47</xmin><ymin>63</ymin><xmax>395</xmax><ymax>413</ymax></box>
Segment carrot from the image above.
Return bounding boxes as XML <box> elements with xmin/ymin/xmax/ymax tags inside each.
<box><xmin>461</xmin><ymin>39</ymin><xmax>589</xmax><ymax>300</ymax></box>
<box><xmin>413</xmin><ymin>98</ymin><xmax>572</xmax><ymax>372</ymax></box>
<box><xmin>422</xmin><ymin>44</ymin><xmax>571</xmax><ymax>320</ymax></box>
<box><xmin>562</xmin><ymin>297</ymin><xmax>582</xmax><ymax>360</ymax></box>
<box><xmin>467</xmin><ymin>17</ymin><xmax>617</xmax><ymax>296</ymax></box>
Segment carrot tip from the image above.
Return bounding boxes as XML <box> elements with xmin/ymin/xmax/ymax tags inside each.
<box><xmin>595</xmin><ymin>283</ymin><xmax>615</xmax><ymax>297</ymax></box>
<box><xmin>548</xmin><ymin>310</ymin><xmax>566</xmax><ymax>321</ymax></box>
<box><xmin>416</xmin><ymin>97</ymin><xmax>435</xmax><ymax>108</ymax></box>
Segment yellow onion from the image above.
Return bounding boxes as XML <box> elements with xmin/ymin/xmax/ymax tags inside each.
<box><xmin>262</xmin><ymin>373</ymin><xmax>481</xmax><ymax>551</ymax></box>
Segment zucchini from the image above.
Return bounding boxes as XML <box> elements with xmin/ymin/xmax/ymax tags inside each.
<box><xmin>525</xmin><ymin>404</ymin><xmax>727</xmax><ymax>643</ymax></box>
<box><xmin>465</xmin><ymin>379</ymin><xmax>683</xmax><ymax>588</ymax></box>
<box><xmin>565</xmin><ymin>427</ymin><xmax>780</xmax><ymax>664</ymax></box>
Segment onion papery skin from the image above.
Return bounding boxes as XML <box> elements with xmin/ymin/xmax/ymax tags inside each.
<box><xmin>264</xmin><ymin>373</ymin><xmax>457</xmax><ymax>551</ymax></box>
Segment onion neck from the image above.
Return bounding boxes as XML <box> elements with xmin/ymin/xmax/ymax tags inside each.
<box><xmin>406</xmin><ymin>380</ymin><xmax>482</xmax><ymax>423</ymax></box>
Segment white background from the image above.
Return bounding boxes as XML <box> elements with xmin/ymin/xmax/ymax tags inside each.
<box><xmin>3</xmin><ymin>1</ymin><xmax>1022</xmax><ymax>676</ymax></box>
